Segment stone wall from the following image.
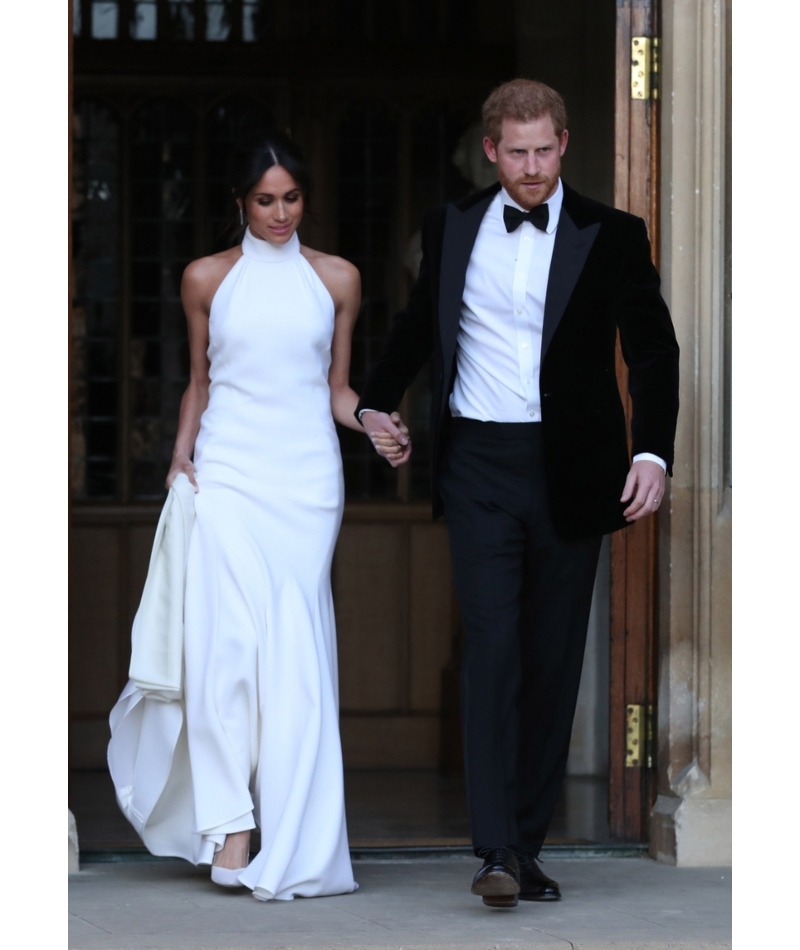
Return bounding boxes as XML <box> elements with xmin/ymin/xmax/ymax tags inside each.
<box><xmin>651</xmin><ymin>0</ymin><xmax>732</xmax><ymax>867</ymax></box>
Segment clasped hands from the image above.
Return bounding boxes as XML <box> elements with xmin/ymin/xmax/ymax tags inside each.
<box><xmin>361</xmin><ymin>411</ymin><xmax>412</xmax><ymax>468</ymax></box>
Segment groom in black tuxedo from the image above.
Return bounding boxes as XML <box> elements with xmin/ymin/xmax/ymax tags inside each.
<box><xmin>356</xmin><ymin>79</ymin><xmax>679</xmax><ymax>908</ymax></box>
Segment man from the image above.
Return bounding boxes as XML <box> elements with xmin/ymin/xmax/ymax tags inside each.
<box><xmin>357</xmin><ymin>79</ymin><xmax>679</xmax><ymax>908</ymax></box>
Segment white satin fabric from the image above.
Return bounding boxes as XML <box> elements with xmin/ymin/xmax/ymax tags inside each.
<box><xmin>108</xmin><ymin>228</ymin><xmax>357</xmax><ymax>901</ymax></box>
<box><xmin>128</xmin><ymin>471</ymin><xmax>195</xmax><ymax>701</ymax></box>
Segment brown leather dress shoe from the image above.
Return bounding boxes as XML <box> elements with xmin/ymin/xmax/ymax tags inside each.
<box><xmin>471</xmin><ymin>847</ymin><xmax>521</xmax><ymax>907</ymax></box>
<box><xmin>519</xmin><ymin>858</ymin><xmax>561</xmax><ymax>901</ymax></box>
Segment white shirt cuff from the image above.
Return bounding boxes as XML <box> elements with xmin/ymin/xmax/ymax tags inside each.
<box><xmin>633</xmin><ymin>452</ymin><xmax>667</xmax><ymax>472</ymax></box>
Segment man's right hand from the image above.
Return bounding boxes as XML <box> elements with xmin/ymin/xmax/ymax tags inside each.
<box><xmin>361</xmin><ymin>411</ymin><xmax>412</xmax><ymax>468</ymax></box>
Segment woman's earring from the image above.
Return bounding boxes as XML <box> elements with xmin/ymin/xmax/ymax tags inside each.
<box><xmin>238</xmin><ymin>208</ymin><xmax>244</xmax><ymax>226</ymax></box>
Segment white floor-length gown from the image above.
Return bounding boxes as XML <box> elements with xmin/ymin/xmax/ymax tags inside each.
<box><xmin>108</xmin><ymin>227</ymin><xmax>357</xmax><ymax>901</ymax></box>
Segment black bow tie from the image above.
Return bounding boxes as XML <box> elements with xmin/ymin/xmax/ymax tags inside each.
<box><xmin>503</xmin><ymin>203</ymin><xmax>549</xmax><ymax>233</ymax></box>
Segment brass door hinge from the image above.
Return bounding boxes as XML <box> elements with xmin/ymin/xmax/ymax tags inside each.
<box><xmin>631</xmin><ymin>37</ymin><xmax>660</xmax><ymax>100</ymax></box>
<box><xmin>625</xmin><ymin>703</ymin><xmax>656</xmax><ymax>768</ymax></box>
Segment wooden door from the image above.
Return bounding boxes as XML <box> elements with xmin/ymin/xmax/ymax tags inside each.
<box><xmin>609</xmin><ymin>0</ymin><xmax>661</xmax><ymax>841</ymax></box>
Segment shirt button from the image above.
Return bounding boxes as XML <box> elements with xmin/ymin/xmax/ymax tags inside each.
<box><xmin>529</xmin><ymin>411</ymin><xmax>535</xmax><ymax>417</ymax></box>
<box><xmin>524</xmin><ymin>236</ymin><xmax>531</xmax><ymax>242</ymax></box>
<box><xmin>522</xmin><ymin>343</ymin><xmax>528</xmax><ymax>349</ymax></box>
<box><xmin>517</xmin><ymin>309</ymin><xmax>523</xmax><ymax>314</ymax></box>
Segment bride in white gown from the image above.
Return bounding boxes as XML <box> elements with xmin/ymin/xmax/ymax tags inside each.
<box><xmin>107</xmin><ymin>133</ymin><xmax>407</xmax><ymax>901</ymax></box>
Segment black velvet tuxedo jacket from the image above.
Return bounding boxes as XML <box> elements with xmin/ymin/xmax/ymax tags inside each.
<box><xmin>356</xmin><ymin>181</ymin><xmax>680</xmax><ymax>539</ymax></box>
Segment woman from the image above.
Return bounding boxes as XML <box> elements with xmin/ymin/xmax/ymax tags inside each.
<box><xmin>108</xmin><ymin>133</ymin><xmax>404</xmax><ymax>901</ymax></box>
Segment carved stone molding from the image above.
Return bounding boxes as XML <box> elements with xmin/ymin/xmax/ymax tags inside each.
<box><xmin>651</xmin><ymin>0</ymin><xmax>731</xmax><ymax>866</ymax></box>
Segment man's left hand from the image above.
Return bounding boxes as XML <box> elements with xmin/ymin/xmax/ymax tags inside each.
<box><xmin>621</xmin><ymin>460</ymin><xmax>666</xmax><ymax>522</ymax></box>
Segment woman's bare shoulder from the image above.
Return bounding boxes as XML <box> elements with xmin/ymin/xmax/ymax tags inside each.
<box><xmin>182</xmin><ymin>246</ymin><xmax>242</xmax><ymax>310</ymax></box>
<box><xmin>183</xmin><ymin>246</ymin><xmax>242</xmax><ymax>288</ymax></box>
<box><xmin>301</xmin><ymin>246</ymin><xmax>360</xmax><ymax>288</ymax></box>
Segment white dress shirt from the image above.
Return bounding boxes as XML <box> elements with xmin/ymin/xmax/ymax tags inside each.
<box><xmin>450</xmin><ymin>183</ymin><xmax>562</xmax><ymax>422</ymax></box>
<box><xmin>448</xmin><ymin>180</ymin><xmax>665</xmax><ymax>471</ymax></box>
<box><xmin>362</xmin><ymin>178</ymin><xmax>665</xmax><ymax>471</ymax></box>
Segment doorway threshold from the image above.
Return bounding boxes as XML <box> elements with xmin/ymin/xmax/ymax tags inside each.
<box><xmin>350</xmin><ymin>842</ymin><xmax>648</xmax><ymax>860</ymax></box>
<box><xmin>72</xmin><ymin>770</ymin><xmax>633</xmax><ymax>863</ymax></box>
<box><xmin>79</xmin><ymin>841</ymin><xmax>647</xmax><ymax>865</ymax></box>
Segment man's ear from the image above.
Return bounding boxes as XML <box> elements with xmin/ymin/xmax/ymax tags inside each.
<box><xmin>559</xmin><ymin>129</ymin><xmax>569</xmax><ymax>157</ymax></box>
<box><xmin>483</xmin><ymin>135</ymin><xmax>498</xmax><ymax>163</ymax></box>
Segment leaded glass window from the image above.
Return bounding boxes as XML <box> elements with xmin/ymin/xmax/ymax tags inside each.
<box><xmin>71</xmin><ymin>101</ymin><xmax>121</xmax><ymax>499</ymax></box>
<box><xmin>73</xmin><ymin>1</ymin><xmax>476</xmax><ymax>43</ymax></box>
<box><xmin>406</xmin><ymin>104</ymin><xmax>472</xmax><ymax>498</ymax></box>
<box><xmin>91</xmin><ymin>1</ymin><xmax>119</xmax><ymax>39</ymax></box>
<box><xmin>242</xmin><ymin>1</ymin><xmax>269</xmax><ymax>42</ymax></box>
<box><xmin>131</xmin><ymin>1</ymin><xmax>158</xmax><ymax>40</ymax></box>
<box><xmin>71</xmin><ymin>94</ymin><xmax>283</xmax><ymax>502</ymax></box>
<box><xmin>337</xmin><ymin>102</ymin><xmax>401</xmax><ymax>500</ymax></box>
<box><xmin>207</xmin><ymin>98</ymin><xmax>276</xmax><ymax>250</ymax></box>
<box><xmin>206</xmin><ymin>0</ymin><xmax>232</xmax><ymax>41</ymax></box>
<box><xmin>128</xmin><ymin>100</ymin><xmax>195</xmax><ymax>498</ymax></box>
<box><xmin>167</xmin><ymin>0</ymin><xmax>196</xmax><ymax>40</ymax></box>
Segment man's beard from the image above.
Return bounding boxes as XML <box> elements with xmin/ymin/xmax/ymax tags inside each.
<box><xmin>499</xmin><ymin>168</ymin><xmax>559</xmax><ymax>210</ymax></box>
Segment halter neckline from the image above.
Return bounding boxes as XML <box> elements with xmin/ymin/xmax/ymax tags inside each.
<box><xmin>241</xmin><ymin>227</ymin><xmax>301</xmax><ymax>262</ymax></box>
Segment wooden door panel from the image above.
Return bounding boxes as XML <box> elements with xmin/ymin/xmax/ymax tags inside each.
<box><xmin>69</xmin><ymin>527</ymin><xmax>123</xmax><ymax>715</ymax></box>
<box><xmin>334</xmin><ymin>510</ymin><xmax>454</xmax><ymax>769</ymax></box>
<box><xmin>339</xmin><ymin>716</ymin><xmax>440</xmax><ymax>770</ymax></box>
<box><xmin>409</xmin><ymin>523</ymin><xmax>454</xmax><ymax>713</ymax></box>
<box><xmin>69</xmin><ymin>510</ymin><xmax>159</xmax><ymax>768</ymax></box>
<box><xmin>610</xmin><ymin>0</ymin><xmax>660</xmax><ymax>841</ymax></box>
<box><xmin>334</xmin><ymin>522</ymin><xmax>409</xmax><ymax>713</ymax></box>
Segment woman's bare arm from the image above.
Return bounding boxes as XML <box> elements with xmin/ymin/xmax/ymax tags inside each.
<box><xmin>306</xmin><ymin>248</ymin><xmax>411</xmax><ymax>461</ymax></box>
<box><xmin>166</xmin><ymin>251</ymin><xmax>239</xmax><ymax>489</ymax></box>
<box><xmin>305</xmin><ymin>250</ymin><xmax>365</xmax><ymax>433</ymax></box>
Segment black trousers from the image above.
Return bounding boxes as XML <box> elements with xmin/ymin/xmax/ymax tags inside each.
<box><xmin>438</xmin><ymin>418</ymin><xmax>602</xmax><ymax>857</ymax></box>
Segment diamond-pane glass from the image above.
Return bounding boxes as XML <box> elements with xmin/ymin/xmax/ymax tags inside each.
<box><xmin>206</xmin><ymin>0</ymin><xmax>231</xmax><ymax>41</ymax></box>
<box><xmin>129</xmin><ymin>100</ymin><xmax>195</xmax><ymax>499</ymax></box>
<box><xmin>167</xmin><ymin>0</ymin><xmax>195</xmax><ymax>40</ymax></box>
<box><xmin>206</xmin><ymin>97</ymin><xmax>276</xmax><ymax>251</ymax></box>
<box><xmin>72</xmin><ymin>99</ymin><xmax>121</xmax><ymax>499</ymax></box>
<box><xmin>337</xmin><ymin>102</ymin><xmax>400</xmax><ymax>500</ymax></box>
<box><xmin>91</xmin><ymin>1</ymin><xmax>118</xmax><ymax>38</ymax></box>
<box><xmin>131</xmin><ymin>1</ymin><xmax>157</xmax><ymax>39</ymax></box>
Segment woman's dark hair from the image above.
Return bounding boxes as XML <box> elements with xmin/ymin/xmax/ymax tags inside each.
<box><xmin>227</xmin><ymin>130</ymin><xmax>313</xmax><ymax>243</ymax></box>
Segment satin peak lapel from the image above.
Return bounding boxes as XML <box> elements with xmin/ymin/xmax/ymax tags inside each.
<box><xmin>541</xmin><ymin>209</ymin><xmax>600</xmax><ymax>360</ymax></box>
<box><xmin>438</xmin><ymin>191</ymin><xmax>496</xmax><ymax>368</ymax></box>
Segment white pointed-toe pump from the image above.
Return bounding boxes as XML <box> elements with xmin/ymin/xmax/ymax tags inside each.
<box><xmin>210</xmin><ymin>834</ymin><xmax>250</xmax><ymax>889</ymax></box>
<box><xmin>210</xmin><ymin>862</ymin><xmax>248</xmax><ymax>888</ymax></box>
